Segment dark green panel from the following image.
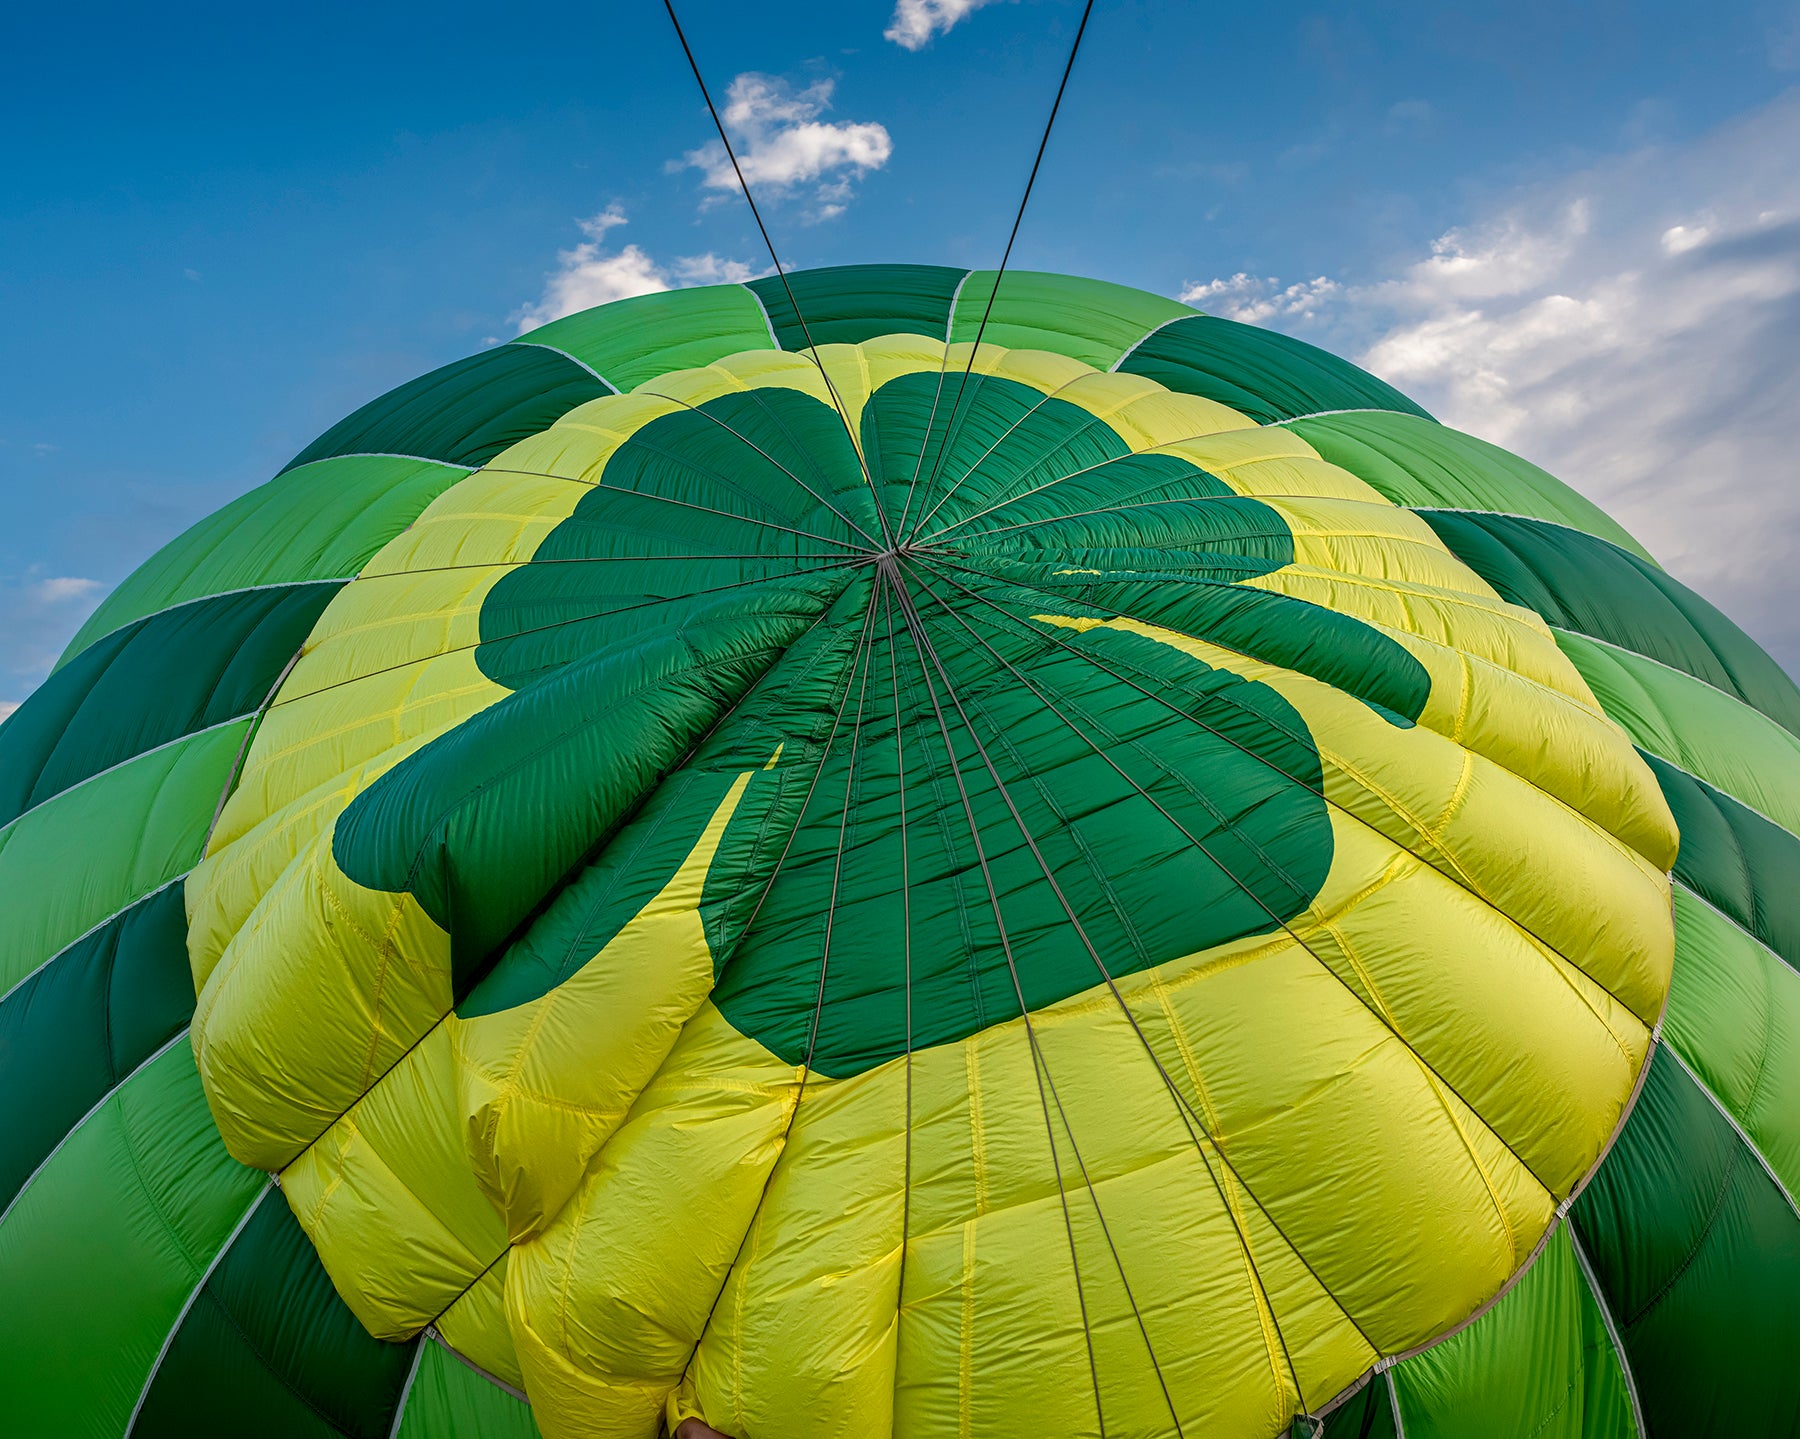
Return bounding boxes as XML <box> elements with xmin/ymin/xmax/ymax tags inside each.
<box><xmin>336</xmin><ymin>575</ymin><xmax>846</xmax><ymax>989</ymax></box>
<box><xmin>0</xmin><ymin>884</ymin><xmax>193</xmax><ymax>1210</ymax></box>
<box><xmin>0</xmin><ymin>582</ymin><xmax>339</xmax><ymax>826</ymax></box>
<box><xmin>1285</xmin><ymin>411</ymin><xmax>1652</xmax><ymax>561</ymax></box>
<box><xmin>1320</xmin><ymin>1375</ymin><xmax>1396</xmax><ymax>1439</ymax></box>
<box><xmin>130</xmin><ymin>1191</ymin><xmax>417</xmax><ymax>1439</ymax></box>
<box><xmin>1115</xmin><ymin>314</ymin><xmax>1431</xmax><ymax>425</ymax></box>
<box><xmin>710</xmin><ymin>571</ymin><xmax>1336</xmax><ymax>1077</ymax></box>
<box><xmin>748</xmin><ymin>263</ymin><xmax>967</xmax><ymax>349</ymax></box>
<box><xmin>1571</xmin><ymin>1048</ymin><xmax>1800</xmax><ymax>1438</ymax></box>
<box><xmin>1420</xmin><ymin>510</ymin><xmax>1800</xmax><ymax>736</ymax></box>
<box><xmin>1644</xmin><ymin>750</ymin><xmax>1800</xmax><ymax>972</ymax></box>
<box><xmin>282</xmin><ymin>345</ymin><xmax>610</xmax><ymax>472</ymax></box>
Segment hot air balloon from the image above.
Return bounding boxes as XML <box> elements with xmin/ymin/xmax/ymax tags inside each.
<box><xmin>0</xmin><ymin>264</ymin><xmax>1795</xmax><ymax>1439</ymax></box>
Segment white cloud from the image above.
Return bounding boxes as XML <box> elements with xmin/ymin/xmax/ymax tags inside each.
<box><xmin>884</xmin><ymin>0</ymin><xmax>1004</xmax><ymax>50</ymax></box>
<box><xmin>513</xmin><ymin>207</ymin><xmax>759</xmax><ymax>333</ymax></box>
<box><xmin>674</xmin><ymin>74</ymin><xmax>892</xmax><ymax>222</ymax></box>
<box><xmin>1179</xmin><ymin>273</ymin><xmax>1341</xmax><ymax>324</ymax></box>
<box><xmin>1</xmin><ymin>572</ymin><xmax>107</xmax><ymax>709</ymax></box>
<box><xmin>1180</xmin><ymin>88</ymin><xmax>1800</xmax><ymax>674</ymax></box>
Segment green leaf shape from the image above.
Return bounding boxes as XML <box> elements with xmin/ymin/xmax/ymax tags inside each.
<box><xmin>396</xmin><ymin>365</ymin><xmax>1431</xmax><ymax>1077</ymax></box>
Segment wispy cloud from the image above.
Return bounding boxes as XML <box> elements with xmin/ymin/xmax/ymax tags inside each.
<box><xmin>1</xmin><ymin>572</ymin><xmax>106</xmax><ymax>708</ymax></box>
<box><xmin>1180</xmin><ymin>88</ymin><xmax>1800</xmax><ymax>673</ymax></box>
<box><xmin>1178</xmin><ymin>273</ymin><xmax>1341</xmax><ymax>324</ymax></box>
<box><xmin>673</xmin><ymin>74</ymin><xmax>892</xmax><ymax>222</ymax></box>
<box><xmin>513</xmin><ymin>207</ymin><xmax>759</xmax><ymax>333</ymax></box>
<box><xmin>884</xmin><ymin>0</ymin><xmax>1005</xmax><ymax>50</ymax></box>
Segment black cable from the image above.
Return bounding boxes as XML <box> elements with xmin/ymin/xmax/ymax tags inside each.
<box><xmin>663</xmin><ymin>0</ymin><xmax>894</xmax><ymax>546</ymax></box>
<box><xmin>904</xmin><ymin>0</ymin><xmax>1099</xmax><ymax>543</ymax></box>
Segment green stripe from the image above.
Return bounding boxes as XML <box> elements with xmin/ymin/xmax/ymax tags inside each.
<box><xmin>0</xmin><ymin>719</ymin><xmax>250</xmax><ymax>994</ymax></box>
<box><xmin>394</xmin><ymin>1341</ymin><xmax>540</xmax><ymax>1439</ymax></box>
<box><xmin>0</xmin><ymin>885</ymin><xmax>193</xmax><ymax>1212</ymax></box>
<box><xmin>748</xmin><ymin>263</ymin><xmax>967</xmax><ymax>348</ymax></box>
<box><xmin>131</xmin><ymin>1191</ymin><xmax>416</xmax><ymax>1439</ymax></box>
<box><xmin>950</xmin><ymin>270</ymin><xmax>1194</xmax><ymax>370</ymax></box>
<box><xmin>1285</xmin><ymin>411</ymin><xmax>1653</xmax><ymax>562</ymax></box>
<box><xmin>1115</xmin><ymin>314</ymin><xmax>1431</xmax><ymax>425</ymax></box>
<box><xmin>283</xmin><ymin>345</ymin><xmax>608</xmax><ymax>473</ymax></box>
<box><xmin>0</xmin><ymin>1041</ymin><xmax>268</xmax><ymax>1439</ymax></box>
<box><xmin>6</xmin><ymin>582</ymin><xmax>339</xmax><ymax>824</ymax></box>
<box><xmin>1643</xmin><ymin>751</ymin><xmax>1800</xmax><ymax>973</ymax></box>
<box><xmin>1665</xmin><ymin>888</ymin><xmax>1800</xmax><ymax>1204</ymax></box>
<box><xmin>1571</xmin><ymin>1048</ymin><xmax>1800</xmax><ymax>1437</ymax></box>
<box><xmin>516</xmin><ymin>283</ymin><xmax>776</xmax><ymax>392</ymax></box>
<box><xmin>1388</xmin><ymin>1221</ymin><xmax>1638</xmax><ymax>1439</ymax></box>
<box><xmin>1556</xmin><ymin>630</ymin><xmax>1800</xmax><ymax>837</ymax></box>
<box><xmin>1417</xmin><ymin>511</ymin><xmax>1800</xmax><ymax>736</ymax></box>
<box><xmin>61</xmin><ymin>455</ymin><xmax>466</xmax><ymax>668</ymax></box>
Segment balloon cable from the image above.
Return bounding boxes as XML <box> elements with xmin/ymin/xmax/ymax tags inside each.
<box><xmin>662</xmin><ymin>0</ymin><xmax>895</xmax><ymax>546</ymax></box>
<box><xmin>904</xmin><ymin>0</ymin><xmax>1099</xmax><ymax>543</ymax></box>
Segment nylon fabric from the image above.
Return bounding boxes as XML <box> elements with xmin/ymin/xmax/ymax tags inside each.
<box><xmin>1116</xmin><ymin>314</ymin><xmax>1431</xmax><ymax>425</ymax></box>
<box><xmin>61</xmin><ymin>455</ymin><xmax>464</xmax><ymax>666</ymax></box>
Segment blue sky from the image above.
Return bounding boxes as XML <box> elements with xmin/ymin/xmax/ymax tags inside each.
<box><xmin>6</xmin><ymin>0</ymin><xmax>1800</xmax><ymax>708</ymax></box>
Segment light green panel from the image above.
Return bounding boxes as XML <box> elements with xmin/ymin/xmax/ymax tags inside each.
<box><xmin>1390</xmin><ymin>1221</ymin><xmax>1637</xmax><ymax>1439</ymax></box>
<box><xmin>951</xmin><ymin>269</ymin><xmax>1195</xmax><ymax>370</ymax></box>
<box><xmin>1556</xmin><ymin>629</ymin><xmax>1800</xmax><ymax>836</ymax></box>
<box><xmin>1284</xmin><ymin>411</ymin><xmax>1654</xmax><ymax>563</ymax></box>
<box><xmin>396</xmin><ymin>1340</ymin><xmax>542</xmax><ymax>1439</ymax></box>
<box><xmin>1665</xmin><ymin>886</ymin><xmax>1800</xmax><ymax>1201</ymax></box>
<box><xmin>0</xmin><ymin>719</ymin><xmax>249</xmax><ymax>994</ymax></box>
<box><xmin>0</xmin><ymin>1040</ymin><xmax>267</xmax><ymax>1439</ymax></box>
<box><xmin>516</xmin><ymin>284</ymin><xmax>776</xmax><ymax>392</ymax></box>
<box><xmin>61</xmin><ymin>455</ymin><xmax>468</xmax><ymax>668</ymax></box>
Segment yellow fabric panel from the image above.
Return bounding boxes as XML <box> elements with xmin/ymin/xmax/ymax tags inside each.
<box><xmin>1145</xmin><ymin>428</ymin><xmax>1387</xmax><ymax>508</ymax></box>
<box><xmin>1254</xmin><ymin>497</ymin><xmax>1487</xmax><ymax>594</ymax></box>
<box><xmin>1045</xmin><ymin>615</ymin><xmax>1675</xmax><ymax>1026</ymax></box>
<box><xmin>362</xmin><ymin>467</ymin><xmax>589</xmax><ymax>577</ymax></box>
<box><xmin>192</xmin><ymin>809</ymin><xmax>450</xmax><ymax>1166</ymax></box>
<box><xmin>454</xmin><ymin>772</ymin><xmax>757</xmax><ymax>1240</ymax></box>
<box><xmin>482</xmin><ymin>392</ymin><xmax>689</xmax><ymax>485</ymax></box>
<box><xmin>212</xmin><ymin>649</ymin><xmax>498</xmax><ymax>868</ymax></box>
<box><xmin>436</xmin><ymin>1255</ymin><xmax>526</xmax><ymax>1392</ymax></box>
<box><xmin>1050</xmin><ymin>369</ymin><xmax>1252</xmax><ymax>448</ymax></box>
<box><xmin>508</xmin><ymin>1001</ymin><xmax>796</xmax><ymax>1438</ymax></box>
<box><xmin>279</xmin><ymin>1022</ymin><xmax>506</xmax><ymax>1338</ymax></box>
<box><xmin>684</xmin><ymin>1058</ymin><xmax>903</xmax><ymax>1439</ymax></box>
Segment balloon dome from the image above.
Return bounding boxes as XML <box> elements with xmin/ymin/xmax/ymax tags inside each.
<box><xmin>1</xmin><ymin>265</ymin><xmax>1795</xmax><ymax>1439</ymax></box>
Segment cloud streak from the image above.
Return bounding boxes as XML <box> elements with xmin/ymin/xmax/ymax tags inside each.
<box><xmin>884</xmin><ymin>0</ymin><xmax>1004</xmax><ymax>50</ymax></box>
<box><xmin>0</xmin><ymin>573</ymin><xmax>104</xmax><ymax>708</ymax></box>
<box><xmin>674</xmin><ymin>74</ymin><xmax>892</xmax><ymax>222</ymax></box>
<box><xmin>513</xmin><ymin>207</ymin><xmax>759</xmax><ymax>333</ymax></box>
<box><xmin>1183</xmin><ymin>88</ymin><xmax>1800</xmax><ymax>674</ymax></box>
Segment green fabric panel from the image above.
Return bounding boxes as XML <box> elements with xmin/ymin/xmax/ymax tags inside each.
<box><xmin>0</xmin><ymin>1041</ymin><xmax>269</xmax><ymax>1439</ymax></box>
<box><xmin>336</xmin><ymin>580</ymin><xmax>838</xmax><ymax>988</ymax></box>
<box><xmin>1556</xmin><ymin>629</ymin><xmax>1800</xmax><ymax>836</ymax></box>
<box><xmin>949</xmin><ymin>270</ymin><xmax>1195</xmax><ymax>370</ymax></box>
<box><xmin>0</xmin><ymin>884</ymin><xmax>192</xmax><ymax>1211</ymax></box>
<box><xmin>516</xmin><ymin>283</ymin><xmax>774</xmax><ymax>392</ymax></box>
<box><xmin>1285</xmin><ymin>411</ymin><xmax>1653</xmax><ymax>562</ymax></box>
<box><xmin>1115</xmin><ymin>314</ymin><xmax>1431</xmax><ymax>425</ymax></box>
<box><xmin>0</xmin><ymin>718</ymin><xmax>249</xmax><ymax>994</ymax></box>
<box><xmin>1388</xmin><ymin>1222</ymin><xmax>1636</xmax><ymax>1439</ymax></box>
<box><xmin>747</xmin><ymin>263</ymin><xmax>967</xmax><ymax>348</ymax></box>
<box><xmin>1320</xmin><ymin>1375</ymin><xmax>1397</xmax><ymax>1439</ymax></box>
<box><xmin>1417</xmin><ymin>511</ymin><xmax>1800</xmax><ymax>736</ymax></box>
<box><xmin>283</xmin><ymin>344</ymin><xmax>608</xmax><ymax>473</ymax></box>
<box><xmin>62</xmin><ymin>456</ymin><xmax>466</xmax><ymax>667</ymax></box>
<box><xmin>2</xmin><ymin>582</ymin><xmax>338</xmax><ymax>824</ymax></box>
<box><xmin>131</xmin><ymin>1191</ymin><xmax>416</xmax><ymax>1439</ymax></box>
<box><xmin>1665</xmin><ymin>887</ymin><xmax>1800</xmax><ymax>1203</ymax></box>
<box><xmin>395</xmin><ymin>1341</ymin><xmax>541</xmax><ymax>1439</ymax></box>
<box><xmin>1643</xmin><ymin>750</ymin><xmax>1800</xmax><ymax>972</ymax></box>
<box><xmin>1571</xmin><ymin>1047</ymin><xmax>1800</xmax><ymax>1437</ymax></box>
